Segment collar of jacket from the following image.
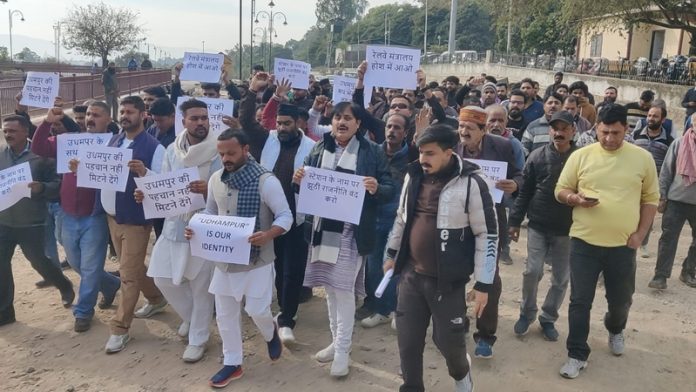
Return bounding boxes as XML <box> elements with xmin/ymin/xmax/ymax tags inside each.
<box><xmin>322</xmin><ymin>129</ymin><xmax>366</xmax><ymax>153</ymax></box>
<box><xmin>406</xmin><ymin>153</ymin><xmax>478</xmax><ymax>180</ymax></box>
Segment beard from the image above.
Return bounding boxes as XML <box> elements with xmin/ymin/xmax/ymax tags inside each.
<box><xmin>508</xmin><ymin>109</ymin><xmax>522</xmax><ymax>121</ymax></box>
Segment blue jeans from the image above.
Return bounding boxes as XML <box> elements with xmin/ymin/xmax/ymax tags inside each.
<box><xmin>61</xmin><ymin>213</ymin><xmax>120</xmax><ymax>319</ymax></box>
<box><xmin>44</xmin><ymin>202</ymin><xmax>64</xmax><ymax>268</ymax></box>
<box><xmin>363</xmin><ymin>220</ymin><xmax>398</xmax><ymax>317</ymax></box>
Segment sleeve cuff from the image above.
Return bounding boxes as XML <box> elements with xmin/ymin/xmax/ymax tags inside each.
<box><xmin>473</xmin><ymin>282</ymin><xmax>492</xmax><ymax>293</ymax></box>
<box><xmin>386</xmin><ymin>248</ymin><xmax>397</xmax><ymax>259</ymax></box>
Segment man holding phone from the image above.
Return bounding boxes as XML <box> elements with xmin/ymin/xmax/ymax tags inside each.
<box><xmin>554</xmin><ymin>104</ymin><xmax>660</xmax><ymax>379</ymax></box>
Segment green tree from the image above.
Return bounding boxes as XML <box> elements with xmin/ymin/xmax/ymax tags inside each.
<box><xmin>61</xmin><ymin>2</ymin><xmax>144</xmax><ymax>67</ymax></box>
<box><xmin>315</xmin><ymin>0</ymin><xmax>368</xmax><ymax>27</ymax></box>
<box><xmin>14</xmin><ymin>47</ymin><xmax>41</xmax><ymax>62</ymax></box>
<box><xmin>0</xmin><ymin>47</ymin><xmax>9</xmax><ymax>62</ymax></box>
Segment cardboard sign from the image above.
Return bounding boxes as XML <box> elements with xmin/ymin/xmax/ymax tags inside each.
<box><xmin>76</xmin><ymin>146</ymin><xmax>132</xmax><ymax>192</ymax></box>
<box><xmin>296</xmin><ymin>167</ymin><xmax>366</xmax><ymax>224</ymax></box>
<box><xmin>20</xmin><ymin>72</ymin><xmax>60</xmax><ymax>109</ymax></box>
<box><xmin>134</xmin><ymin>167</ymin><xmax>206</xmax><ymax>219</ymax></box>
<box><xmin>180</xmin><ymin>52</ymin><xmax>224</xmax><ymax>83</ymax></box>
<box><xmin>189</xmin><ymin>214</ymin><xmax>256</xmax><ymax>264</ymax></box>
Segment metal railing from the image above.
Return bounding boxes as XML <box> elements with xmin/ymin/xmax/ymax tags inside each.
<box><xmin>0</xmin><ymin>61</ymin><xmax>157</xmax><ymax>76</ymax></box>
<box><xmin>0</xmin><ymin>69</ymin><xmax>171</xmax><ymax>118</ymax></box>
<box><xmin>491</xmin><ymin>53</ymin><xmax>696</xmax><ymax>86</ymax></box>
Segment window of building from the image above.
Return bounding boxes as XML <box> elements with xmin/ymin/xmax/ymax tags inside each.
<box><xmin>590</xmin><ymin>34</ymin><xmax>603</xmax><ymax>57</ymax></box>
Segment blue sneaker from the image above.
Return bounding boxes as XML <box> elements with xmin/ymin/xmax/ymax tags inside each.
<box><xmin>209</xmin><ymin>365</ymin><xmax>243</xmax><ymax>388</ymax></box>
<box><xmin>267</xmin><ymin>325</ymin><xmax>283</xmax><ymax>361</ymax></box>
<box><xmin>540</xmin><ymin>322</ymin><xmax>559</xmax><ymax>341</ymax></box>
<box><xmin>513</xmin><ymin>316</ymin><xmax>531</xmax><ymax>336</ymax></box>
<box><xmin>474</xmin><ymin>340</ymin><xmax>493</xmax><ymax>359</ymax></box>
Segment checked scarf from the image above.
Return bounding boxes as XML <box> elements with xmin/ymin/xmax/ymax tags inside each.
<box><xmin>222</xmin><ymin>158</ymin><xmax>270</xmax><ymax>260</ymax></box>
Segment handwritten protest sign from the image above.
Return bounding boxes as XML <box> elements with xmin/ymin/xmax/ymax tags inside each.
<box><xmin>180</xmin><ymin>52</ymin><xmax>224</xmax><ymax>83</ymax></box>
<box><xmin>332</xmin><ymin>76</ymin><xmax>357</xmax><ymax>103</ymax></box>
<box><xmin>56</xmin><ymin>133</ymin><xmax>112</xmax><ymax>174</ymax></box>
<box><xmin>296</xmin><ymin>167</ymin><xmax>366</xmax><ymax>224</ymax></box>
<box><xmin>134</xmin><ymin>167</ymin><xmax>206</xmax><ymax>219</ymax></box>
<box><xmin>0</xmin><ymin>162</ymin><xmax>32</xmax><ymax>213</ymax></box>
<box><xmin>76</xmin><ymin>146</ymin><xmax>132</xmax><ymax>192</ymax></box>
<box><xmin>363</xmin><ymin>45</ymin><xmax>420</xmax><ymax>107</ymax></box>
<box><xmin>464</xmin><ymin>159</ymin><xmax>508</xmax><ymax>203</ymax></box>
<box><xmin>20</xmin><ymin>72</ymin><xmax>60</xmax><ymax>109</ymax></box>
<box><xmin>189</xmin><ymin>214</ymin><xmax>256</xmax><ymax>264</ymax></box>
<box><xmin>274</xmin><ymin>58</ymin><xmax>311</xmax><ymax>90</ymax></box>
<box><xmin>175</xmin><ymin>96</ymin><xmax>234</xmax><ymax>135</ymax></box>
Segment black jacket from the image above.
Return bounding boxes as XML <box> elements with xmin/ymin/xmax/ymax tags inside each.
<box><xmin>300</xmin><ymin>131</ymin><xmax>395</xmax><ymax>255</ymax></box>
<box><xmin>509</xmin><ymin>143</ymin><xmax>577</xmax><ymax>236</ymax></box>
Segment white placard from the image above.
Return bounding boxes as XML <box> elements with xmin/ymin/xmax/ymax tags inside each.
<box><xmin>274</xmin><ymin>58</ymin><xmax>311</xmax><ymax>90</ymax></box>
<box><xmin>364</xmin><ymin>45</ymin><xmax>420</xmax><ymax>90</ymax></box>
<box><xmin>464</xmin><ymin>159</ymin><xmax>508</xmax><ymax>203</ymax></box>
<box><xmin>20</xmin><ymin>72</ymin><xmax>60</xmax><ymax>109</ymax></box>
<box><xmin>189</xmin><ymin>214</ymin><xmax>256</xmax><ymax>264</ymax></box>
<box><xmin>76</xmin><ymin>145</ymin><xmax>132</xmax><ymax>192</ymax></box>
<box><xmin>175</xmin><ymin>96</ymin><xmax>234</xmax><ymax>135</ymax></box>
<box><xmin>56</xmin><ymin>133</ymin><xmax>112</xmax><ymax>174</ymax></box>
<box><xmin>296</xmin><ymin>167</ymin><xmax>366</xmax><ymax>225</ymax></box>
<box><xmin>332</xmin><ymin>76</ymin><xmax>357</xmax><ymax>103</ymax></box>
<box><xmin>180</xmin><ymin>52</ymin><xmax>224</xmax><ymax>83</ymax></box>
<box><xmin>0</xmin><ymin>162</ymin><xmax>32</xmax><ymax>213</ymax></box>
<box><xmin>134</xmin><ymin>167</ymin><xmax>206</xmax><ymax>219</ymax></box>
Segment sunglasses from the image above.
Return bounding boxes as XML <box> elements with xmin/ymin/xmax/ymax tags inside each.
<box><xmin>390</xmin><ymin>103</ymin><xmax>408</xmax><ymax>109</ymax></box>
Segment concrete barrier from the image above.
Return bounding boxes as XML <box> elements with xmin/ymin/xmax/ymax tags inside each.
<box><xmin>423</xmin><ymin>63</ymin><xmax>690</xmax><ymax>130</ymax></box>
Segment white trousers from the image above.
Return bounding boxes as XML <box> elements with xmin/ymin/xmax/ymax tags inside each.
<box><xmin>215</xmin><ymin>288</ymin><xmax>275</xmax><ymax>366</ymax></box>
<box><xmin>154</xmin><ymin>263</ymin><xmax>214</xmax><ymax>346</ymax></box>
<box><xmin>325</xmin><ymin>286</ymin><xmax>356</xmax><ymax>355</ymax></box>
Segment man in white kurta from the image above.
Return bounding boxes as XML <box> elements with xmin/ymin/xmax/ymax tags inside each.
<box><xmin>144</xmin><ymin>99</ymin><xmax>221</xmax><ymax>363</ymax></box>
<box><xmin>186</xmin><ymin>128</ymin><xmax>292</xmax><ymax>388</ymax></box>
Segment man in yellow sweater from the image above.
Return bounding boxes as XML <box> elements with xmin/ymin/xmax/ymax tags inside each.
<box><xmin>554</xmin><ymin>103</ymin><xmax>659</xmax><ymax>379</ymax></box>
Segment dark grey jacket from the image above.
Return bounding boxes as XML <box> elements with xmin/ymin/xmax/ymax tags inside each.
<box><xmin>0</xmin><ymin>144</ymin><xmax>60</xmax><ymax>228</ymax></box>
<box><xmin>509</xmin><ymin>143</ymin><xmax>577</xmax><ymax>236</ymax></box>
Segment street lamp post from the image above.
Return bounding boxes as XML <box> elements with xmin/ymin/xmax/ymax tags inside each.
<box><xmin>250</xmin><ymin>0</ymin><xmax>255</xmax><ymax>75</ymax></box>
<box><xmin>8</xmin><ymin>9</ymin><xmax>25</xmax><ymax>62</ymax></box>
<box><xmin>202</xmin><ymin>40</ymin><xmax>205</xmax><ymax>52</ymax></box>
<box><xmin>423</xmin><ymin>0</ymin><xmax>428</xmax><ymax>54</ymax></box>
<box><xmin>255</xmin><ymin>2</ymin><xmax>287</xmax><ymax>71</ymax></box>
<box><xmin>253</xmin><ymin>27</ymin><xmax>267</xmax><ymax>70</ymax></box>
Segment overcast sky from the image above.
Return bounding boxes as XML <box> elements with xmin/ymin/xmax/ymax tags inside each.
<box><xmin>3</xmin><ymin>0</ymin><xmax>411</xmax><ymax>58</ymax></box>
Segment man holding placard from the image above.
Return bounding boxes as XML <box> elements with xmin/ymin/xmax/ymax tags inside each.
<box><xmin>185</xmin><ymin>129</ymin><xmax>291</xmax><ymax>388</ymax></box>
<box><xmin>0</xmin><ymin>115</ymin><xmax>74</xmax><ymax>327</ymax></box>
<box><xmin>456</xmin><ymin>106</ymin><xmax>523</xmax><ymax>359</ymax></box>
<box><xmin>102</xmin><ymin>62</ymin><xmax>119</xmax><ymax>119</ymax></box>
<box><xmin>96</xmin><ymin>96</ymin><xmax>168</xmax><ymax>353</ymax></box>
<box><xmin>32</xmin><ymin>101</ymin><xmax>121</xmax><ymax>333</ymax></box>
<box><xmin>139</xmin><ymin>99</ymin><xmax>221</xmax><ymax>363</ymax></box>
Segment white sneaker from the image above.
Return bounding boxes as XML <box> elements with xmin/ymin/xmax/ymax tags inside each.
<box><xmin>361</xmin><ymin>313</ymin><xmax>391</xmax><ymax>328</ymax></box>
<box><xmin>330</xmin><ymin>351</ymin><xmax>350</xmax><ymax>377</ymax></box>
<box><xmin>560</xmin><ymin>357</ymin><xmax>588</xmax><ymax>379</ymax></box>
<box><xmin>177</xmin><ymin>321</ymin><xmax>190</xmax><ymax>338</ymax></box>
<box><xmin>278</xmin><ymin>327</ymin><xmax>296</xmax><ymax>344</ymax></box>
<box><xmin>315</xmin><ymin>343</ymin><xmax>335</xmax><ymax>363</ymax></box>
<box><xmin>640</xmin><ymin>245</ymin><xmax>651</xmax><ymax>258</ymax></box>
<box><xmin>609</xmin><ymin>332</ymin><xmax>625</xmax><ymax>356</ymax></box>
<box><xmin>105</xmin><ymin>334</ymin><xmax>130</xmax><ymax>354</ymax></box>
<box><xmin>134</xmin><ymin>300</ymin><xmax>168</xmax><ymax>318</ymax></box>
<box><xmin>455</xmin><ymin>354</ymin><xmax>474</xmax><ymax>391</ymax></box>
<box><xmin>182</xmin><ymin>344</ymin><xmax>206</xmax><ymax>363</ymax></box>
<box><xmin>391</xmin><ymin>317</ymin><xmax>397</xmax><ymax>331</ymax></box>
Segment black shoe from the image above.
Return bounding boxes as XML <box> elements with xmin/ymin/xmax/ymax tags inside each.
<box><xmin>35</xmin><ymin>280</ymin><xmax>52</xmax><ymax>289</ymax></box>
<box><xmin>0</xmin><ymin>308</ymin><xmax>16</xmax><ymax>327</ymax></box>
<box><xmin>60</xmin><ymin>286</ymin><xmax>75</xmax><ymax>308</ymax></box>
<box><xmin>679</xmin><ymin>272</ymin><xmax>696</xmax><ymax>288</ymax></box>
<box><xmin>648</xmin><ymin>276</ymin><xmax>667</xmax><ymax>290</ymax></box>
<box><xmin>540</xmin><ymin>322</ymin><xmax>559</xmax><ymax>341</ymax></box>
<box><xmin>60</xmin><ymin>260</ymin><xmax>71</xmax><ymax>270</ymax></box>
<box><xmin>98</xmin><ymin>283</ymin><xmax>120</xmax><ymax>309</ymax></box>
<box><xmin>267</xmin><ymin>324</ymin><xmax>283</xmax><ymax>361</ymax></box>
<box><xmin>74</xmin><ymin>318</ymin><xmax>91</xmax><ymax>333</ymax></box>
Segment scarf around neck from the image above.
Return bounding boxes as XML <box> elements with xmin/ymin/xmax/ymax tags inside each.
<box><xmin>222</xmin><ymin>158</ymin><xmax>270</xmax><ymax>260</ymax></box>
<box><xmin>174</xmin><ymin>130</ymin><xmax>218</xmax><ymax>182</ymax></box>
<box><xmin>677</xmin><ymin>128</ymin><xmax>696</xmax><ymax>186</ymax></box>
